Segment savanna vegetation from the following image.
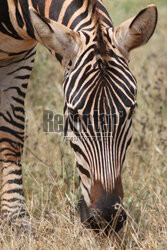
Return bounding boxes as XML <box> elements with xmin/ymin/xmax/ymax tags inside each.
<box><xmin>0</xmin><ymin>0</ymin><xmax>166</xmax><ymax>249</ymax></box>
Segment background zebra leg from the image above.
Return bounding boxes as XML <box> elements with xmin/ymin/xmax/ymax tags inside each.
<box><xmin>0</xmin><ymin>84</ymin><xmax>27</xmax><ymax>219</ymax></box>
<box><xmin>0</xmin><ymin>48</ymin><xmax>36</xmax><ymax>220</ymax></box>
<box><xmin>0</xmin><ymin>145</ymin><xmax>26</xmax><ymax>219</ymax></box>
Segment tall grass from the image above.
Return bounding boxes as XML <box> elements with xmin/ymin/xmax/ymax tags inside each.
<box><xmin>0</xmin><ymin>1</ymin><xmax>166</xmax><ymax>249</ymax></box>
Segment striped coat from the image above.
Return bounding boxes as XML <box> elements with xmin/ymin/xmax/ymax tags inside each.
<box><xmin>0</xmin><ymin>0</ymin><xmax>157</xmax><ymax>233</ymax></box>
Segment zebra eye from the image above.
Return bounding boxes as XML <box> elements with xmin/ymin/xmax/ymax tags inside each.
<box><xmin>68</xmin><ymin>107</ymin><xmax>77</xmax><ymax>115</ymax></box>
<box><xmin>132</xmin><ymin>103</ymin><xmax>137</xmax><ymax>113</ymax></box>
<box><xmin>128</xmin><ymin>103</ymin><xmax>137</xmax><ymax>118</ymax></box>
<box><xmin>67</xmin><ymin>108</ymin><xmax>81</xmax><ymax>124</ymax></box>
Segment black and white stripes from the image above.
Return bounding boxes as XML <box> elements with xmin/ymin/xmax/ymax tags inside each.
<box><xmin>0</xmin><ymin>0</ymin><xmax>157</xmax><ymax>231</ymax></box>
<box><xmin>64</xmin><ymin>28</ymin><xmax>137</xmax><ymax>197</ymax></box>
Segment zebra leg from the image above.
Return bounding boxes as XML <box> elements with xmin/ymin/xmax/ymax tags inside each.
<box><xmin>0</xmin><ymin>47</ymin><xmax>36</xmax><ymax>219</ymax></box>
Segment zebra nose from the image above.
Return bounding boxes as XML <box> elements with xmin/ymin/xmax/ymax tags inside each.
<box><xmin>94</xmin><ymin>203</ymin><xmax>127</xmax><ymax>234</ymax></box>
<box><xmin>78</xmin><ymin>197</ymin><xmax>127</xmax><ymax>234</ymax></box>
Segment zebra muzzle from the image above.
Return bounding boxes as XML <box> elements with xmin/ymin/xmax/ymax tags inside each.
<box><xmin>78</xmin><ymin>196</ymin><xmax>127</xmax><ymax>235</ymax></box>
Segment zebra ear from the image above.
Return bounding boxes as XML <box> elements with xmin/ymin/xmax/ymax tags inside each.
<box><xmin>29</xmin><ymin>7</ymin><xmax>81</xmax><ymax>67</ymax></box>
<box><xmin>114</xmin><ymin>5</ymin><xmax>157</xmax><ymax>59</ymax></box>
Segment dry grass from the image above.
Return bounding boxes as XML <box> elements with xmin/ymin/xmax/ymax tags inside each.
<box><xmin>0</xmin><ymin>1</ymin><xmax>167</xmax><ymax>249</ymax></box>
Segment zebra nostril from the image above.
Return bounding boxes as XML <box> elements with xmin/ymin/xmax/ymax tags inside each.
<box><xmin>114</xmin><ymin>203</ymin><xmax>121</xmax><ymax>210</ymax></box>
<box><xmin>119</xmin><ymin>214</ymin><xmax>124</xmax><ymax>222</ymax></box>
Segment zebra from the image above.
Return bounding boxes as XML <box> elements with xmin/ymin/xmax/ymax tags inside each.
<box><xmin>0</xmin><ymin>0</ymin><xmax>157</xmax><ymax>233</ymax></box>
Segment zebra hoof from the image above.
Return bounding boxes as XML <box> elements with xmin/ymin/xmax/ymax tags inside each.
<box><xmin>1</xmin><ymin>209</ymin><xmax>31</xmax><ymax>233</ymax></box>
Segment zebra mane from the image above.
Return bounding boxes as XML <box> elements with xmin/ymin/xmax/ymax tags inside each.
<box><xmin>90</xmin><ymin>0</ymin><xmax>108</xmax><ymax>56</ymax></box>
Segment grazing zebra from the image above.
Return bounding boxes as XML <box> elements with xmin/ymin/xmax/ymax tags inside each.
<box><xmin>0</xmin><ymin>0</ymin><xmax>157</xmax><ymax>233</ymax></box>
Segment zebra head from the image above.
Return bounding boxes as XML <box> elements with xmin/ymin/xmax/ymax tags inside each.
<box><xmin>30</xmin><ymin>3</ymin><xmax>157</xmax><ymax>234</ymax></box>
